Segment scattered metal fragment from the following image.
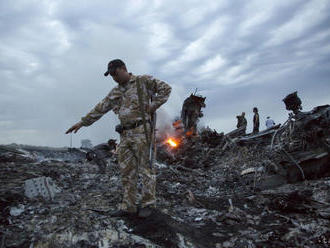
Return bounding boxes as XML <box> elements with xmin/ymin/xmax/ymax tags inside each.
<box><xmin>24</xmin><ymin>177</ymin><xmax>61</xmax><ymax>200</ymax></box>
<box><xmin>1</xmin><ymin>93</ymin><xmax>329</xmax><ymax>247</ymax></box>
<box><xmin>9</xmin><ymin>204</ymin><xmax>25</xmax><ymax>216</ymax></box>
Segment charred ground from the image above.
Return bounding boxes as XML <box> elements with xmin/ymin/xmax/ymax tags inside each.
<box><xmin>1</xmin><ymin>103</ymin><xmax>330</xmax><ymax>247</ymax></box>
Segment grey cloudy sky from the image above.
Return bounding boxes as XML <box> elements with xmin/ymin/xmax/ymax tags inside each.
<box><xmin>1</xmin><ymin>0</ymin><xmax>329</xmax><ymax>147</ymax></box>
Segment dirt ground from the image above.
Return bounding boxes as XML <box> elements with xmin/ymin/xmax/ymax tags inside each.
<box><xmin>1</xmin><ymin>141</ymin><xmax>330</xmax><ymax>247</ymax></box>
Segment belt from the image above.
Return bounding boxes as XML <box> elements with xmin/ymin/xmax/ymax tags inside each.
<box><xmin>122</xmin><ymin>120</ymin><xmax>146</xmax><ymax>131</ymax></box>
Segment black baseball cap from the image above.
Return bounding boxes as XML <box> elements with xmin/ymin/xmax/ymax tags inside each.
<box><xmin>104</xmin><ymin>59</ymin><xmax>125</xmax><ymax>76</ymax></box>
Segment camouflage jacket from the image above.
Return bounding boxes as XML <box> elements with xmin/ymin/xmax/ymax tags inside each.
<box><xmin>80</xmin><ymin>74</ymin><xmax>171</xmax><ymax>126</ymax></box>
<box><xmin>236</xmin><ymin>116</ymin><xmax>247</xmax><ymax>128</ymax></box>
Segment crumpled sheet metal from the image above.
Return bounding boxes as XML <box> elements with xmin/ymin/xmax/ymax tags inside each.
<box><xmin>24</xmin><ymin>177</ymin><xmax>61</xmax><ymax>200</ymax></box>
<box><xmin>2</xmin><ymin>104</ymin><xmax>330</xmax><ymax>248</ymax></box>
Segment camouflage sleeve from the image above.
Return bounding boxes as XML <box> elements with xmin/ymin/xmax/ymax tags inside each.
<box><xmin>80</xmin><ymin>88</ymin><xmax>121</xmax><ymax>126</ymax></box>
<box><xmin>145</xmin><ymin>75</ymin><xmax>171</xmax><ymax>110</ymax></box>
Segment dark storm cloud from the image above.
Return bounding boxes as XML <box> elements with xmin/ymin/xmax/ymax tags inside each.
<box><xmin>0</xmin><ymin>0</ymin><xmax>329</xmax><ymax>146</ymax></box>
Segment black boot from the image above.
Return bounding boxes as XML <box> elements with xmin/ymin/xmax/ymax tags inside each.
<box><xmin>138</xmin><ymin>207</ymin><xmax>155</xmax><ymax>218</ymax></box>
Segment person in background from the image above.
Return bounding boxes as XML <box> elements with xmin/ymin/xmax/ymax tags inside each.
<box><xmin>253</xmin><ymin>107</ymin><xmax>260</xmax><ymax>134</ymax></box>
<box><xmin>85</xmin><ymin>139</ymin><xmax>117</xmax><ymax>173</ymax></box>
<box><xmin>236</xmin><ymin>112</ymin><xmax>247</xmax><ymax>135</ymax></box>
<box><xmin>265</xmin><ymin>116</ymin><xmax>275</xmax><ymax>129</ymax></box>
<box><xmin>236</xmin><ymin>112</ymin><xmax>247</xmax><ymax>130</ymax></box>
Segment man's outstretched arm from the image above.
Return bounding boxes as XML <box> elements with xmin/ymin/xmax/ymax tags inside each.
<box><xmin>65</xmin><ymin>88</ymin><xmax>120</xmax><ymax>134</ymax></box>
<box><xmin>66</xmin><ymin>121</ymin><xmax>83</xmax><ymax>134</ymax></box>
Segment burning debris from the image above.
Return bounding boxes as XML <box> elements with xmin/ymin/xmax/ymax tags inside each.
<box><xmin>1</xmin><ymin>92</ymin><xmax>330</xmax><ymax>247</ymax></box>
<box><xmin>181</xmin><ymin>92</ymin><xmax>206</xmax><ymax>135</ymax></box>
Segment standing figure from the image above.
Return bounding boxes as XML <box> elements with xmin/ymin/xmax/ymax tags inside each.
<box><xmin>66</xmin><ymin>59</ymin><xmax>171</xmax><ymax>217</ymax></box>
<box><xmin>253</xmin><ymin>107</ymin><xmax>260</xmax><ymax>134</ymax></box>
<box><xmin>236</xmin><ymin>112</ymin><xmax>247</xmax><ymax>134</ymax></box>
<box><xmin>265</xmin><ymin>116</ymin><xmax>275</xmax><ymax>129</ymax></box>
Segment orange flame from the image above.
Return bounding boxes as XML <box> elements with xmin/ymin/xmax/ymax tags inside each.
<box><xmin>185</xmin><ymin>129</ymin><xmax>194</xmax><ymax>136</ymax></box>
<box><xmin>166</xmin><ymin>138</ymin><xmax>179</xmax><ymax>148</ymax></box>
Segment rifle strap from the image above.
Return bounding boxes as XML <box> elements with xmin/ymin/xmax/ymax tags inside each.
<box><xmin>136</xmin><ymin>77</ymin><xmax>150</xmax><ymax>147</ymax></box>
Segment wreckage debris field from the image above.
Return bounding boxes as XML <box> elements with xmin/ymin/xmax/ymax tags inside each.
<box><xmin>1</xmin><ymin>104</ymin><xmax>330</xmax><ymax>248</ymax></box>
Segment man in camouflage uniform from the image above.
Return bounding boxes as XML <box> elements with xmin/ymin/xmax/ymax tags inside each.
<box><xmin>66</xmin><ymin>59</ymin><xmax>171</xmax><ymax>217</ymax></box>
<box><xmin>236</xmin><ymin>112</ymin><xmax>247</xmax><ymax>135</ymax></box>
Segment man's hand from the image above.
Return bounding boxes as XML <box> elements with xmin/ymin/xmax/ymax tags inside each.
<box><xmin>65</xmin><ymin>122</ymin><xmax>83</xmax><ymax>134</ymax></box>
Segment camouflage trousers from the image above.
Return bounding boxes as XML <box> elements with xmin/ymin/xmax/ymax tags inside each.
<box><xmin>117</xmin><ymin>125</ymin><xmax>156</xmax><ymax>213</ymax></box>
